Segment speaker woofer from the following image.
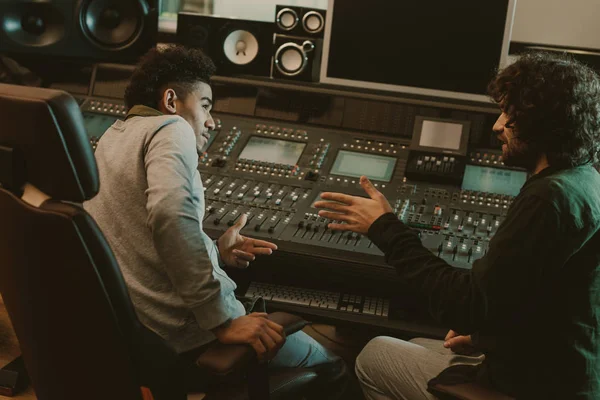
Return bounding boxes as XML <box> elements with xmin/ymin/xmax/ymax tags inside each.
<box><xmin>276</xmin><ymin>8</ymin><xmax>298</xmax><ymax>31</ymax></box>
<box><xmin>223</xmin><ymin>29</ymin><xmax>259</xmax><ymax>65</ymax></box>
<box><xmin>302</xmin><ymin>11</ymin><xmax>324</xmax><ymax>34</ymax></box>
<box><xmin>79</xmin><ymin>0</ymin><xmax>148</xmax><ymax>50</ymax></box>
<box><xmin>274</xmin><ymin>40</ymin><xmax>314</xmax><ymax>77</ymax></box>
<box><xmin>2</xmin><ymin>2</ymin><xmax>65</xmax><ymax>47</ymax></box>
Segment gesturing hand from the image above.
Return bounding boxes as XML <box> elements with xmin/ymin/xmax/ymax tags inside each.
<box><xmin>444</xmin><ymin>329</ymin><xmax>476</xmax><ymax>355</ymax></box>
<box><xmin>313</xmin><ymin>176</ymin><xmax>393</xmax><ymax>234</ymax></box>
<box><xmin>217</xmin><ymin>213</ymin><xmax>278</xmax><ymax>268</ymax></box>
<box><xmin>212</xmin><ymin>313</ymin><xmax>286</xmax><ymax>362</ymax></box>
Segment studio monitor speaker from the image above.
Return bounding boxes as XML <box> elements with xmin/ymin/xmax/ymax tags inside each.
<box><xmin>272</xmin><ymin>34</ymin><xmax>322</xmax><ymax>82</ymax></box>
<box><xmin>0</xmin><ymin>0</ymin><xmax>158</xmax><ymax>62</ymax></box>
<box><xmin>275</xmin><ymin>5</ymin><xmax>326</xmax><ymax>38</ymax></box>
<box><xmin>177</xmin><ymin>12</ymin><xmax>274</xmax><ymax>77</ymax></box>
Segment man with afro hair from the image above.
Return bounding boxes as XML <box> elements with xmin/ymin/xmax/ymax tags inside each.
<box><xmin>315</xmin><ymin>52</ymin><xmax>600</xmax><ymax>399</ymax></box>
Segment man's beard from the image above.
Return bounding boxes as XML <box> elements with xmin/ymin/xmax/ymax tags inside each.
<box><xmin>502</xmin><ymin>138</ymin><xmax>540</xmax><ymax>172</ymax></box>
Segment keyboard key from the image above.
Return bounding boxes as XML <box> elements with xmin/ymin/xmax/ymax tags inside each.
<box><xmin>245</xmin><ymin>282</ymin><xmax>389</xmax><ymax>318</ymax></box>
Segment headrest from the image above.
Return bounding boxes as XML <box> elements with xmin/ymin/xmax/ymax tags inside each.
<box><xmin>0</xmin><ymin>84</ymin><xmax>98</xmax><ymax>202</ymax></box>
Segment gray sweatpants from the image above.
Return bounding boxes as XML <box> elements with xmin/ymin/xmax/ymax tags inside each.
<box><xmin>355</xmin><ymin>336</ymin><xmax>484</xmax><ymax>400</ymax></box>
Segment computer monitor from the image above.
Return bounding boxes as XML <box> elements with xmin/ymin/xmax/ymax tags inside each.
<box><xmin>320</xmin><ymin>0</ymin><xmax>517</xmax><ymax>103</ymax></box>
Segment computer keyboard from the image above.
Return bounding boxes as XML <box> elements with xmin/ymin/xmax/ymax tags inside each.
<box><xmin>244</xmin><ymin>282</ymin><xmax>390</xmax><ymax>317</ymax></box>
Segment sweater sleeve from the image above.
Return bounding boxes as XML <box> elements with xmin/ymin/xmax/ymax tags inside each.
<box><xmin>143</xmin><ymin>120</ymin><xmax>230</xmax><ymax>330</ymax></box>
<box><xmin>367</xmin><ymin>193</ymin><xmax>568</xmax><ymax>334</ymax></box>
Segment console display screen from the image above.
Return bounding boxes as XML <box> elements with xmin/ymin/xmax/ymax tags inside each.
<box><xmin>419</xmin><ymin>120</ymin><xmax>463</xmax><ymax>150</ymax></box>
<box><xmin>238</xmin><ymin>137</ymin><xmax>306</xmax><ymax>165</ymax></box>
<box><xmin>82</xmin><ymin>112</ymin><xmax>120</xmax><ymax>138</ymax></box>
<box><xmin>461</xmin><ymin>165</ymin><xmax>527</xmax><ymax>196</ymax></box>
<box><xmin>330</xmin><ymin>150</ymin><xmax>396</xmax><ymax>182</ymax></box>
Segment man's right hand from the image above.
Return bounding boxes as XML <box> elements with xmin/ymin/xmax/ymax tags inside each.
<box><xmin>444</xmin><ymin>329</ymin><xmax>476</xmax><ymax>355</ymax></box>
<box><xmin>212</xmin><ymin>313</ymin><xmax>286</xmax><ymax>361</ymax></box>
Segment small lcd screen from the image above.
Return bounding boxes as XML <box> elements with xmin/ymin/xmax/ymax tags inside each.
<box><xmin>419</xmin><ymin>120</ymin><xmax>463</xmax><ymax>150</ymax></box>
<box><xmin>330</xmin><ymin>150</ymin><xmax>396</xmax><ymax>182</ymax></box>
<box><xmin>461</xmin><ymin>165</ymin><xmax>528</xmax><ymax>196</ymax></box>
<box><xmin>238</xmin><ymin>137</ymin><xmax>306</xmax><ymax>165</ymax></box>
<box><xmin>82</xmin><ymin>112</ymin><xmax>120</xmax><ymax>138</ymax></box>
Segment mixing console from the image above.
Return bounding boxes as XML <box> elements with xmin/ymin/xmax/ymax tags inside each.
<box><xmin>190</xmin><ymin>113</ymin><xmax>525</xmax><ymax>270</ymax></box>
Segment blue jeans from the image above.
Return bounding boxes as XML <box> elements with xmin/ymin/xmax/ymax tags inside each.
<box><xmin>270</xmin><ymin>329</ymin><xmax>338</xmax><ymax>369</ymax></box>
<box><xmin>183</xmin><ymin>296</ymin><xmax>348</xmax><ymax>398</ymax></box>
<box><xmin>271</xmin><ymin>329</ymin><xmax>348</xmax><ymax>399</ymax></box>
<box><xmin>240</xmin><ymin>295</ymin><xmax>348</xmax><ymax>395</ymax></box>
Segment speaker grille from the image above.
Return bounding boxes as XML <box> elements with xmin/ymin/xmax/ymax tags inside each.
<box><xmin>79</xmin><ymin>0</ymin><xmax>148</xmax><ymax>50</ymax></box>
<box><xmin>223</xmin><ymin>29</ymin><xmax>260</xmax><ymax>65</ymax></box>
<box><xmin>276</xmin><ymin>8</ymin><xmax>298</xmax><ymax>31</ymax></box>
<box><xmin>302</xmin><ymin>11</ymin><xmax>324</xmax><ymax>34</ymax></box>
<box><xmin>2</xmin><ymin>2</ymin><xmax>66</xmax><ymax>47</ymax></box>
<box><xmin>275</xmin><ymin>41</ymin><xmax>314</xmax><ymax>77</ymax></box>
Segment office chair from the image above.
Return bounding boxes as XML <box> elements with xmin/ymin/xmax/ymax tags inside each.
<box><xmin>0</xmin><ymin>83</ymin><xmax>317</xmax><ymax>400</ymax></box>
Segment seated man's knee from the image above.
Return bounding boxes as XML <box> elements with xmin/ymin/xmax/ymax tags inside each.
<box><xmin>356</xmin><ymin>336</ymin><xmax>398</xmax><ymax>380</ymax></box>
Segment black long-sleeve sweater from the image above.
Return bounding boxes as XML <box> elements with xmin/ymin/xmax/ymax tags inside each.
<box><xmin>368</xmin><ymin>165</ymin><xmax>600</xmax><ymax>399</ymax></box>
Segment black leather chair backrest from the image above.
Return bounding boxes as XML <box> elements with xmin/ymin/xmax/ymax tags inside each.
<box><xmin>0</xmin><ymin>84</ymin><xmax>184</xmax><ymax>400</ymax></box>
<box><xmin>0</xmin><ymin>83</ymin><xmax>98</xmax><ymax>201</ymax></box>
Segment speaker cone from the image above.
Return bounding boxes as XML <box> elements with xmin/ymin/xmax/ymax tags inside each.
<box><xmin>79</xmin><ymin>0</ymin><xmax>148</xmax><ymax>50</ymax></box>
<box><xmin>302</xmin><ymin>11</ymin><xmax>324</xmax><ymax>34</ymax></box>
<box><xmin>223</xmin><ymin>29</ymin><xmax>259</xmax><ymax>65</ymax></box>
<box><xmin>274</xmin><ymin>40</ymin><xmax>314</xmax><ymax>76</ymax></box>
<box><xmin>2</xmin><ymin>2</ymin><xmax>65</xmax><ymax>47</ymax></box>
<box><xmin>276</xmin><ymin>8</ymin><xmax>298</xmax><ymax>31</ymax></box>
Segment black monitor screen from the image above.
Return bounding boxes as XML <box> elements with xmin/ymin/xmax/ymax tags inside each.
<box><xmin>324</xmin><ymin>0</ymin><xmax>512</xmax><ymax>97</ymax></box>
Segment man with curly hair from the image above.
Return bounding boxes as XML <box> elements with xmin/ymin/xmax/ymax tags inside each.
<box><xmin>84</xmin><ymin>45</ymin><xmax>347</xmax><ymax>397</ymax></box>
<box><xmin>315</xmin><ymin>52</ymin><xmax>600</xmax><ymax>399</ymax></box>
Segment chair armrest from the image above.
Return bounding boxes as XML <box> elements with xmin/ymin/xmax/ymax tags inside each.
<box><xmin>194</xmin><ymin>312</ymin><xmax>308</xmax><ymax>376</ymax></box>
<box><xmin>266</xmin><ymin>312</ymin><xmax>308</xmax><ymax>336</ymax></box>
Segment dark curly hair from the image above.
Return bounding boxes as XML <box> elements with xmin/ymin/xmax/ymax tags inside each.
<box><xmin>488</xmin><ymin>52</ymin><xmax>600</xmax><ymax>168</ymax></box>
<box><xmin>124</xmin><ymin>44</ymin><xmax>216</xmax><ymax>110</ymax></box>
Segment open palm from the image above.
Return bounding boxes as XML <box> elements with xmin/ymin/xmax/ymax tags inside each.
<box><xmin>217</xmin><ymin>213</ymin><xmax>278</xmax><ymax>268</ymax></box>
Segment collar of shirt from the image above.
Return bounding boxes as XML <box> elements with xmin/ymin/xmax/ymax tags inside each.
<box><xmin>126</xmin><ymin>105</ymin><xmax>163</xmax><ymax>120</ymax></box>
<box><xmin>522</xmin><ymin>163</ymin><xmax>593</xmax><ymax>191</ymax></box>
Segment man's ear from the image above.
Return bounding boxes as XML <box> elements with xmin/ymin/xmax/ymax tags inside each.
<box><xmin>160</xmin><ymin>88</ymin><xmax>178</xmax><ymax>114</ymax></box>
